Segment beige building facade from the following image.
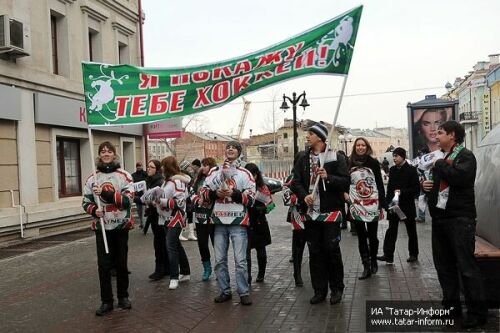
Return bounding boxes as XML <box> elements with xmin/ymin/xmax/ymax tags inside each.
<box><xmin>0</xmin><ymin>0</ymin><xmax>144</xmax><ymax>245</ymax></box>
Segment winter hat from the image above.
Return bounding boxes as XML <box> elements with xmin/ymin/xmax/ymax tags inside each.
<box><xmin>392</xmin><ymin>147</ymin><xmax>407</xmax><ymax>159</ymax></box>
<box><xmin>225</xmin><ymin>140</ymin><xmax>242</xmax><ymax>157</ymax></box>
<box><xmin>179</xmin><ymin>160</ymin><xmax>191</xmax><ymax>171</ymax></box>
<box><xmin>307</xmin><ymin>122</ymin><xmax>328</xmax><ymax>142</ymax></box>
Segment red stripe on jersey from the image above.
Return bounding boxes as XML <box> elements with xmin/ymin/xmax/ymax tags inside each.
<box><xmin>114</xmin><ymin>192</ymin><xmax>122</xmax><ymax>208</ymax></box>
<box><xmin>115</xmin><ymin>169</ymin><xmax>133</xmax><ymax>182</ymax></box>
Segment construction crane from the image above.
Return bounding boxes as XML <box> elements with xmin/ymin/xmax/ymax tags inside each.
<box><xmin>236</xmin><ymin>97</ymin><xmax>251</xmax><ymax>140</ymax></box>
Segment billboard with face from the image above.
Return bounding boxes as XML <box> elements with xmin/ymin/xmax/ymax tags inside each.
<box><xmin>410</xmin><ymin>107</ymin><xmax>454</xmax><ymax>158</ymax></box>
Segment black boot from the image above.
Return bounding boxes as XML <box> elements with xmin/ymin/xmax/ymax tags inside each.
<box><xmin>370</xmin><ymin>260</ymin><xmax>378</xmax><ymax>274</ymax></box>
<box><xmin>247</xmin><ymin>255</ymin><xmax>252</xmax><ymax>285</ymax></box>
<box><xmin>358</xmin><ymin>258</ymin><xmax>372</xmax><ymax>280</ymax></box>
<box><xmin>256</xmin><ymin>256</ymin><xmax>267</xmax><ymax>282</ymax></box>
<box><xmin>370</xmin><ymin>247</ymin><xmax>379</xmax><ymax>274</ymax></box>
<box><xmin>293</xmin><ymin>246</ymin><xmax>304</xmax><ymax>287</ymax></box>
<box><xmin>95</xmin><ymin>302</ymin><xmax>113</xmax><ymax>316</ymax></box>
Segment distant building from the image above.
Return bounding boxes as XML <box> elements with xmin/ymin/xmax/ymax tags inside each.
<box><xmin>173</xmin><ymin>132</ymin><xmax>235</xmax><ymax>163</ymax></box>
<box><xmin>374</xmin><ymin>127</ymin><xmax>409</xmax><ymax>151</ymax></box>
<box><xmin>487</xmin><ymin>56</ymin><xmax>500</xmax><ymax>132</ymax></box>
<box><xmin>246</xmin><ymin>133</ymin><xmax>276</xmax><ymax>162</ymax></box>
<box><xmin>148</xmin><ymin>139</ymin><xmax>173</xmax><ymax>161</ymax></box>
<box><xmin>347</xmin><ymin>129</ymin><xmax>391</xmax><ymax>159</ymax></box>
<box><xmin>451</xmin><ymin>54</ymin><xmax>500</xmax><ymax>151</ymax></box>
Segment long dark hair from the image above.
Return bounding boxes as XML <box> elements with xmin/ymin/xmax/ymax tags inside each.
<box><xmin>244</xmin><ymin>163</ymin><xmax>264</xmax><ymax>189</ymax></box>
<box><xmin>148</xmin><ymin>159</ymin><xmax>161</xmax><ymax>175</ymax></box>
<box><xmin>349</xmin><ymin>137</ymin><xmax>374</xmax><ymax>166</ymax></box>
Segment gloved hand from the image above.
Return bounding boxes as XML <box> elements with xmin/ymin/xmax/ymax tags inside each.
<box><xmin>100</xmin><ymin>190</ymin><xmax>115</xmax><ymax>204</ymax></box>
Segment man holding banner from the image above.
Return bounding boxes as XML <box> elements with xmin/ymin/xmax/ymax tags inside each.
<box><xmin>291</xmin><ymin>123</ymin><xmax>350</xmax><ymax>305</ymax></box>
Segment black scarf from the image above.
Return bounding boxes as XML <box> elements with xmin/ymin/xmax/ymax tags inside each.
<box><xmin>96</xmin><ymin>161</ymin><xmax>120</xmax><ymax>173</ymax></box>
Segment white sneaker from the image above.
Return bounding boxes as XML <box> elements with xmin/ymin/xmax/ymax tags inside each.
<box><xmin>179</xmin><ymin>274</ymin><xmax>190</xmax><ymax>282</ymax></box>
<box><xmin>187</xmin><ymin>224</ymin><xmax>198</xmax><ymax>241</ymax></box>
<box><xmin>169</xmin><ymin>279</ymin><xmax>179</xmax><ymax>290</ymax></box>
<box><xmin>179</xmin><ymin>229</ymin><xmax>188</xmax><ymax>241</ymax></box>
<box><xmin>187</xmin><ymin>231</ymin><xmax>197</xmax><ymax>241</ymax></box>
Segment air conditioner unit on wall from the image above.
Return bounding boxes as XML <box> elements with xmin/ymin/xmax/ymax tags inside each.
<box><xmin>0</xmin><ymin>14</ymin><xmax>30</xmax><ymax>58</ymax></box>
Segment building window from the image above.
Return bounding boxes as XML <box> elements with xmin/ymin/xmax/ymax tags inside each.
<box><xmin>283</xmin><ymin>133</ymin><xmax>288</xmax><ymax>139</ymax></box>
<box><xmin>283</xmin><ymin>147</ymin><xmax>289</xmax><ymax>153</ymax></box>
<box><xmin>118</xmin><ymin>41</ymin><xmax>129</xmax><ymax>64</ymax></box>
<box><xmin>88</xmin><ymin>28</ymin><xmax>100</xmax><ymax>62</ymax></box>
<box><xmin>50</xmin><ymin>15</ymin><xmax>58</xmax><ymax>74</ymax></box>
<box><xmin>57</xmin><ymin>138</ymin><xmax>82</xmax><ymax>197</ymax></box>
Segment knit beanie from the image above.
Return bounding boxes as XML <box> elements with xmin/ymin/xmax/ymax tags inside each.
<box><xmin>307</xmin><ymin>122</ymin><xmax>328</xmax><ymax>142</ymax></box>
<box><xmin>392</xmin><ymin>147</ymin><xmax>407</xmax><ymax>159</ymax></box>
<box><xmin>226</xmin><ymin>140</ymin><xmax>242</xmax><ymax>157</ymax></box>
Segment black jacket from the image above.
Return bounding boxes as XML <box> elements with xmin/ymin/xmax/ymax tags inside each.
<box><xmin>144</xmin><ymin>172</ymin><xmax>164</xmax><ymax>217</ymax></box>
<box><xmin>349</xmin><ymin>155</ymin><xmax>387</xmax><ymax>210</ymax></box>
<box><xmin>291</xmin><ymin>148</ymin><xmax>350</xmax><ymax>216</ymax></box>
<box><xmin>248</xmin><ymin>188</ymin><xmax>272</xmax><ymax>248</ymax></box>
<box><xmin>386</xmin><ymin>162</ymin><xmax>420</xmax><ymax>219</ymax></box>
<box><xmin>427</xmin><ymin>147</ymin><xmax>477</xmax><ymax>219</ymax></box>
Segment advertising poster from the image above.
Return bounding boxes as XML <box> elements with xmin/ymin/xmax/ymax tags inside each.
<box><xmin>410</xmin><ymin>107</ymin><xmax>454</xmax><ymax>158</ymax></box>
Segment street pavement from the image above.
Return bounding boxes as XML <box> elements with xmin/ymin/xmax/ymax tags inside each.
<box><xmin>0</xmin><ymin>195</ymin><xmax>499</xmax><ymax>333</ymax></box>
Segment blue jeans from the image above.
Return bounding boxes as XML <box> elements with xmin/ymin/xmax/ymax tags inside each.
<box><xmin>214</xmin><ymin>225</ymin><xmax>249</xmax><ymax>296</ymax></box>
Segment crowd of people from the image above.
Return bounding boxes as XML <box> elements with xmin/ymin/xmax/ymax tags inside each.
<box><xmin>82</xmin><ymin>119</ymin><xmax>488</xmax><ymax>329</ymax></box>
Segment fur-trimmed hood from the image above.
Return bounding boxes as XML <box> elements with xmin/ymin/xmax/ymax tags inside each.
<box><xmin>170</xmin><ymin>173</ymin><xmax>191</xmax><ymax>184</ymax></box>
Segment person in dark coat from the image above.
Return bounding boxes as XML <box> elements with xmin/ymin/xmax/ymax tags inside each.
<box><xmin>132</xmin><ymin>162</ymin><xmax>148</xmax><ymax>229</ymax></box>
<box><xmin>378</xmin><ymin>147</ymin><xmax>420</xmax><ymax>264</ymax></box>
<box><xmin>290</xmin><ymin>122</ymin><xmax>350</xmax><ymax>305</ymax></box>
<box><xmin>422</xmin><ymin>121</ymin><xmax>487</xmax><ymax>329</ymax></box>
<box><xmin>244</xmin><ymin>163</ymin><xmax>272</xmax><ymax>284</ymax></box>
<box><xmin>191</xmin><ymin>157</ymin><xmax>217</xmax><ymax>281</ymax></box>
<box><xmin>143</xmin><ymin>159</ymin><xmax>169</xmax><ymax>280</ymax></box>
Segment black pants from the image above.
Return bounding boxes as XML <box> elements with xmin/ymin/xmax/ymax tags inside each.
<box><xmin>292</xmin><ymin>229</ymin><xmax>307</xmax><ymax>274</ymax></box>
<box><xmin>382</xmin><ymin>215</ymin><xmax>419</xmax><ymax>260</ymax></box>
<box><xmin>432</xmin><ymin>217</ymin><xmax>487</xmax><ymax>318</ymax></box>
<box><xmin>151</xmin><ymin>217</ymin><xmax>169</xmax><ymax>274</ymax></box>
<box><xmin>196</xmin><ymin>223</ymin><xmax>214</xmax><ymax>262</ymax></box>
<box><xmin>305</xmin><ymin>221</ymin><xmax>344</xmax><ymax>296</ymax></box>
<box><xmin>246</xmin><ymin>246</ymin><xmax>267</xmax><ymax>279</ymax></box>
<box><xmin>95</xmin><ymin>229</ymin><xmax>129</xmax><ymax>303</ymax></box>
<box><xmin>166</xmin><ymin>227</ymin><xmax>191</xmax><ymax>279</ymax></box>
<box><xmin>354</xmin><ymin>220</ymin><xmax>379</xmax><ymax>263</ymax></box>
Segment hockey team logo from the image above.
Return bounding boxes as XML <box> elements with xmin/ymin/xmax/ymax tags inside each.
<box><xmin>316</xmin><ymin>15</ymin><xmax>354</xmax><ymax>67</ymax></box>
<box><xmin>355</xmin><ymin>175</ymin><xmax>375</xmax><ymax>198</ymax></box>
<box><xmin>86</xmin><ymin>65</ymin><xmax>129</xmax><ymax>124</ymax></box>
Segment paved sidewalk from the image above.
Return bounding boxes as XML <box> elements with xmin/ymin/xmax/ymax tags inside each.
<box><xmin>0</xmin><ymin>197</ymin><xmax>498</xmax><ymax>332</ymax></box>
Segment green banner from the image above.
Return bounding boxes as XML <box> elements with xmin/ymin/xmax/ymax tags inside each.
<box><xmin>82</xmin><ymin>6</ymin><xmax>362</xmax><ymax>126</ymax></box>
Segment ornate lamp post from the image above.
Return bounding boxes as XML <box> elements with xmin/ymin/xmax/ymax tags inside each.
<box><xmin>338</xmin><ymin>133</ymin><xmax>353</xmax><ymax>154</ymax></box>
<box><xmin>279</xmin><ymin>91</ymin><xmax>310</xmax><ymax>158</ymax></box>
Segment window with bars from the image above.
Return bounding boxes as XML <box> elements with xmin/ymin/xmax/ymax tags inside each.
<box><xmin>56</xmin><ymin>138</ymin><xmax>82</xmax><ymax>197</ymax></box>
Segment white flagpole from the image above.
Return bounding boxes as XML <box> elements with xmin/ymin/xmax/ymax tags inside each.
<box><xmin>313</xmin><ymin>75</ymin><xmax>349</xmax><ymax>195</ymax></box>
<box><xmin>87</xmin><ymin>126</ymin><xmax>110</xmax><ymax>254</ymax></box>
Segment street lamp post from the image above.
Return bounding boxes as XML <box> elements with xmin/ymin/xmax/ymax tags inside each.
<box><xmin>279</xmin><ymin>91</ymin><xmax>310</xmax><ymax>158</ymax></box>
<box><xmin>338</xmin><ymin>133</ymin><xmax>353</xmax><ymax>155</ymax></box>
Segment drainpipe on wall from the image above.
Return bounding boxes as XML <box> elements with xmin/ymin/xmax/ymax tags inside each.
<box><xmin>10</xmin><ymin>190</ymin><xmax>26</xmax><ymax>238</ymax></box>
<box><xmin>138</xmin><ymin>0</ymin><xmax>149</xmax><ymax>163</ymax></box>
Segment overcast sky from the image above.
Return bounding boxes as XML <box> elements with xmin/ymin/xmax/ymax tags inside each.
<box><xmin>142</xmin><ymin>0</ymin><xmax>500</xmax><ymax>137</ymax></box>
